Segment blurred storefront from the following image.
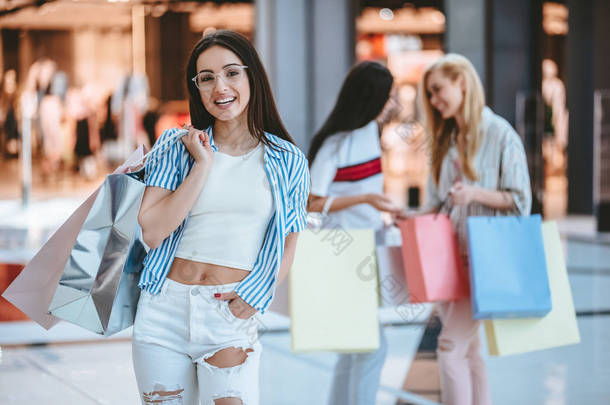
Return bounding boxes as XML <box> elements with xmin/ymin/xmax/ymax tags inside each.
<box><xmin>0</xmin><ymin>1</ymin><xmax>255</xmax><ymax>144</ymax></box>
<box><xmin>0</xmin><ymin>1</ymin><xmax>254</xmax><ymax>97</ymax></box>
<box><xmin>0</xmin><ymin>0</ymin><xmax>608</xmax><ymax>227</ymax></box>
<box><xmin>0</xmin><ymin>1</ymin><xmax>255</xmax><ymax>203</ymax></box>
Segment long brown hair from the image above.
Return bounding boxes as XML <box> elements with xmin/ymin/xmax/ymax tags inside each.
<box><xmin>419</xmin><ymin>54</ymin><xmax>485</xmax><ymax>183</ymax></box>
<box><xmin>185</xmin><ymin>30</ymin><xmax>294</xmax><ymax>148</ymax></box>
<box><xmin>308</xmin><ymin>62</ymin><xmax>393</xmax><ymax>164</ymax></box>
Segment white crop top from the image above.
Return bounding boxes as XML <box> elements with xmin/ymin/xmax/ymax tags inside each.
<box><xmin>174</xmin><ymin>144</ymin><xmax>274</xmax><ymax>270</ymax></box>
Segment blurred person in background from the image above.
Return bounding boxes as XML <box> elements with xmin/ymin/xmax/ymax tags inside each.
<box><xmin>66</xmin><ymin>85</ymin><xmax>101</xmax><ymax>180</ymax></box>
<box><xmin>133</xmin><ymin>30</ymin><xmax>309</xmax><ymax>405</ymax></box>
<box><xmin>142</xmin><ymin>97</ymin><xmax>160</xmax><ymax>149</ymax></box>
<box><xmin>35</xmin><ymin>59</ymin><xmax>57</xmax><ymax>155</ymax></box>
<box><xmin>416</xmin><ymin>53</ymin><xmax>531</xmax><ymax>405</ymax></box>
<box><xmin>307</xmin><ymin>61</ymin><xmax>403</xmax><ymax>405</ymax></box>
<box><xmin>36</xmin><ymin>59</ymin><xmax>56</xmax><ymax>101</ymax></box>
<box><xmin>19</xmin><ymin>62</ymin><xmax>42</xmax><ymax>160</ymax></box>
<box><xmin>39</xmin><ymin>71</ymin><xmax>67</xmax><ymax>182</ymax></box>
<box><xmin>112</xmin><ymin>73</ymin><xmax>149</xmax><ymax>160</ymax></box>
<box><xmin>100</xmin><ymin>94</ymin><xmax>118</xmax><ymax>144</ymax></box>
<box><xmin>542</xmin><ymin>58</ymin><xmax>568</xmax><ymax>175</ymax></box>
<box><xmin>100</xmin><ymin>92</ymin><xmax>123</xmax><ymax>167</ymax></box>
<box><xmin>81</xmin><ymin>83</ymin><xmax>103</xmax><ymax>177</ymax></box>
<box><xmin>0</xmin><ymin>70</ymin><xmax>19</xmax><ymax>158</ymax></box>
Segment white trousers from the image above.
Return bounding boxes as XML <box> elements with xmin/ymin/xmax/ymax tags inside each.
<box><xmin>132</xmin><ymin>279</ymin><xmax>261</xmax><ymax>405</ymax></box>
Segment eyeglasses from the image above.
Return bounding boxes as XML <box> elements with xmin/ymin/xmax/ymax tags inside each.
<box><xmin>191</xmin><ymin>65</ymin><xmax>248</xmax><ymax>91</ymax></box>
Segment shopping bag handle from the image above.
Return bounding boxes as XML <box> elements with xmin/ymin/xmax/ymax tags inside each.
<box><xmin>434</xmin><ymin>195</ymin><xmax>452</xmax><ymax>219</ymax></box>
<box><xmin>322</xmin><ymin>196</ymin><xmax>335</xmax><ymax>217</ymax></box>
<box><xmin>377</xmin><ymin>223</ymin><xmax>402</xmax><ymax>246</ymax></box>
<box><xmin>129</xmin><ymin>128</ymin><xmax>189</xmax><ymax>173</ymax></box>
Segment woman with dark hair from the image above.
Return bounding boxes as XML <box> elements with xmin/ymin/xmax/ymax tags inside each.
<box><xmin>307</xmin><ymin>61</ymin><xmax>402</xmax><ymax>405</ymax></box>
<box><xmin>134</xmin><ymin>30</ymin><xmax>310</xmax><ymax>405</ymax></box>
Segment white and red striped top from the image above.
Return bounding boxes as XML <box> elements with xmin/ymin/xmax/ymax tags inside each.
<box><xmin>309</xmin><ymin>120</ymin><xmax>384</xmax><ymax>230</ymax></box>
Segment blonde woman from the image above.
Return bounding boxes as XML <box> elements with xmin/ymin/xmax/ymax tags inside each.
<box><xmin>418</xmin><ymin>54</ymin><xmax>531</xmax><ymax>405</ymax></box>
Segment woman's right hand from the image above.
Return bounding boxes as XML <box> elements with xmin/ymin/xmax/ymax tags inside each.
<box><xmin>181</xmin><ymin>125</ymin><xmax>214</xmax><ymax>167</ymax></box>
<box><xmin>365</xmin><ymin>193</ymin><xmax>403</xmax><ymax>214</ymax></box>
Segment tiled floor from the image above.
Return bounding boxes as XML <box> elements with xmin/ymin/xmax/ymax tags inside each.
<box><xmin>1</xmin><ymin>314</ymin><xmax>608</xmax><ymax>404</ymax></box>
<box><xmin>0</xmin><ymin>185</ymin><xmax>608</xmax><ymax>404</ymax></box>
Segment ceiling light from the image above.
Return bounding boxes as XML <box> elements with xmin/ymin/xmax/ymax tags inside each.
<box><xmin>380</xmin><ymin>8</ymin><xmax>394</xmax><ymax>21</ymax></box>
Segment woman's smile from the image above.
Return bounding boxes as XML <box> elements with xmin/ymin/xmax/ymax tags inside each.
<box><xmin>214</xmin><ymin>96</ymin><xmax>237</xmax><ymax>108</ymax></box>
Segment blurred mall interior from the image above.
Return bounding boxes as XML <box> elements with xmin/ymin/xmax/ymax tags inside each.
<box><xmin>0</xmin><ymin>1</ymin><xmax>609</xmax><ymax>404</ymax></box>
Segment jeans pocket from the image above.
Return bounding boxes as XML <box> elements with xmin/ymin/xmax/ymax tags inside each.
<box><xmin>133</xmin><ymin>291</ymin><xmax>166</xmax><ymax>339</ymax></box>
<box><xmin>220</xmin><ymin>300</ymin><xmax>251</xmax><ymax>324</ymax></box>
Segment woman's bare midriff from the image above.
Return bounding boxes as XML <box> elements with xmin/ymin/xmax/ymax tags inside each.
<box><xmin>167</xmin><ymin>257</ymin><xmax>250</xmax><ymax>285</ymax></box>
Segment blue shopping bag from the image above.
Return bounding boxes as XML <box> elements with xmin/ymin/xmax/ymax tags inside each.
<box><xmin>467</xmin><ymin>214</ymin><xmax>551</xmax><ymax>319</ymax></box>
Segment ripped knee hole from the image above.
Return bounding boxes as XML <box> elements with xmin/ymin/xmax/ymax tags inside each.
<box><xmin>213</xmin><ymin>397</ymin><xmax>243</xmax><ymax>405</ymax></box>
<box><xmin>204</xmin><ymin>346</ymin><xmax>254</xmax><ymax>368</ymax></box>
<box><xmin>142</xmin><ymin>385</ymin><xmax>184</xmax><ymax>404</ymax></box>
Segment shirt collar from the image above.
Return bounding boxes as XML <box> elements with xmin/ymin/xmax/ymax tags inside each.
<box><xmin>264</xmin><ymin>136</ymin><xmax>283</xmax><ymax>161</ymax></box>
<box><xmin>205</xmin><ymin>125</ymin><xmax>218</xmax><ymax>152</ymax></box>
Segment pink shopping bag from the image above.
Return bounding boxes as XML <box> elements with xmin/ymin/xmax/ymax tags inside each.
<box><xmin>398</xmin><ymin>214</ymin><xmax>469</xmax><ymax>303</ymax></box>
<box><xmin>1</xmin><ymin>146</ymin><xmax>147</xmax><ymax>329</ymax></box>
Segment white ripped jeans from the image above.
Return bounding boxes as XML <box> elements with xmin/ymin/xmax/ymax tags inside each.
<box><xmin>132</xmin><ymin>278</ymin><xmax>261</xmax><ymax>405</ymax></box>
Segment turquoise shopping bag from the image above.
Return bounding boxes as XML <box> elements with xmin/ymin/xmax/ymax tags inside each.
<box><xmin>467</xmin><ymin>214</ymin><xmax>551</xmax><ymax>319</ymax></box>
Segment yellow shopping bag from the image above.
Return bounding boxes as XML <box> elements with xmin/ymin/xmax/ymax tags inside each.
<box><xmin>484</xmin><ymin>221</ymin><xmax>580</xmax><ymax>356</ymax></box>
<box><xmin>290</xmin><ymin>229</ymin><xmax>379</xmax><ymax>353</ymax></box>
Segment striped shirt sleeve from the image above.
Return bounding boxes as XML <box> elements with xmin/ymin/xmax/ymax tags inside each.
<box><xmin>287</xmin><ymin>155</ymin><xmax>311</xmax><ymax>233</ymax></box>
<box><xmin>499</xmin><ymin>131</ymin><xmax>532</xmax><ymax>216</ymax></box>
<box><xmin>144</xmin><ymin>128</ymin><xmax>182</xmax><ymax>191</ymax></box>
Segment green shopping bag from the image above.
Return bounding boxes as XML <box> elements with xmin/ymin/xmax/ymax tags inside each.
<box><xmin>290</xmin><ymin>229</ymin><xmax>379</xmax><ymax>353</ymax></box>
<box><xmin>484</xmin><ymin>221</ymin><xmax>580</xmax><ymax>356</ymax></box>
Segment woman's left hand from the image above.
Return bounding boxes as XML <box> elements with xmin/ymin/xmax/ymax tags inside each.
<box><xmin>214</xmin><ymin>292</ymin><xmax>257</xmax><ymax>319</ymax></box>
<box><xmin>449</xmin><ymin>182</ymin><xmax>478</xmax><ymax>206</ymax></box>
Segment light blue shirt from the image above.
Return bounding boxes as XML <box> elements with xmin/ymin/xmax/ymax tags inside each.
<box><xmin>140</xmin><ymin>126</ymin><xmax>310</xmax><ymax>313</ymax></box>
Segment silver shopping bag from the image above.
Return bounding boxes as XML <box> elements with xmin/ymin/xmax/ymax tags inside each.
<box><xmin>47</xmin><ymin>129</ymin><xmax>186</xmax><ymax>335</ymax></box>
<box><xmin>48</xmin><ymin>171</ymin><xmax>148</xmax><ymax>336</ymax></box>
<box><xmin>375</xmin><ymin>226</ymin><xmax>409</xmax><ymax>307</ymax></box>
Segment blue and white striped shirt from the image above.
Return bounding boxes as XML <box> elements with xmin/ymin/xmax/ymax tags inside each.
<box><xmin>139</xmin><ymin>127</ymin><xmax>310</xmax><ymax>313</ymax></box>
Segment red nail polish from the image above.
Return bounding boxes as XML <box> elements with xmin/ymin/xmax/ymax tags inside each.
<box><xmin>214</xmin><ymin>293</ymin><xmax>221</xmax><ymax>298</ymax></box>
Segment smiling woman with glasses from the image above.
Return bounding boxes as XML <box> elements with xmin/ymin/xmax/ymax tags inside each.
<box><xmin>133</xmin><ymin>30</ymin><xmax>310</xmax><ymax>405</ymax></box>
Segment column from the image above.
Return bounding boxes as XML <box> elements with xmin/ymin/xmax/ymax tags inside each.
<box><xmin>444</xmin><ymin>0</ymin><xmax>486</xmax><ymax>89</ymax></box>
<box><xmin>566</xmin><ymin>0</ymin><xmax>594</xmax><ymax>215</ymax></box>
<box><xmin>445</xmin><ymin>0</ymin><xmax>544</xmax><ymax>213</ymax></box>
<box><xmin>255</xmin><ymin>0</ymin><xmax>355</xmax><ymax>151</ymax></box>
